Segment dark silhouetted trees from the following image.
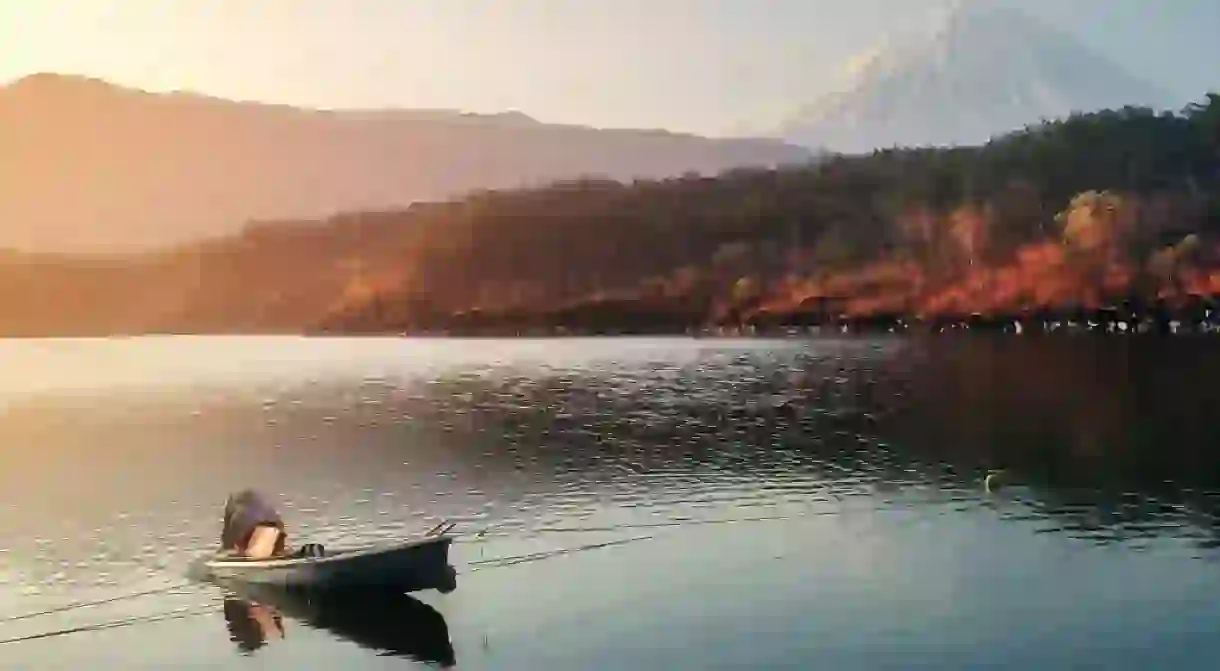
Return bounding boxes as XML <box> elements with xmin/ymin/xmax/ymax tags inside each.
<box><xmin>1</xmin><ymin>93</ymin><xmax>1218</xmax><ymax>336</ymax></box>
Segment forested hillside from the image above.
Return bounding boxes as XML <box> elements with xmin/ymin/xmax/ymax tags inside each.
<box><xmin>1</xmin><ymin>94</ymin><xmax>1217</xmax><ymax>337</ymax></box>
<box><xmin>325</xmin><ymin>94</ymin><xmax>1220</xmax><ymax>334</ymax></box>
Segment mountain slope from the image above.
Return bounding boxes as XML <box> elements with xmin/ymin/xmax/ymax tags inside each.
<box><xmin>0</xmin><ymin>89</ymin><xmax>1215</xmax><ymax>337</ymax></box>
<box><xmin>0</xmin><ymin>73</ymin><xmax>811</xmax><ymax>253</ymax></box>
<box><xmin>777</xmin><ymin>2</ymin><xmax>1173</xmax><ymax>154</ymax></box>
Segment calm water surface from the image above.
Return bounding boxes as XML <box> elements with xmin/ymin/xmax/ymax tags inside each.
<box><xmin>3</xmin><ymin>335</ymin><xmax>1220</xmax><ymax>669</ymax></box>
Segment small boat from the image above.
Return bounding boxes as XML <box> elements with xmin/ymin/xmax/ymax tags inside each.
<box><xmin>200</xmin><ymin>525</ymin><xmax>458</xmax><ymax>594</ymax></box>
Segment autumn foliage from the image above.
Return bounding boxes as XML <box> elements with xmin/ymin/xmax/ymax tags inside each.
<box><xmin>761</xmin><ymin>190</ymin><xmax>1205</xmax><ymax>322</ymax></box>
<box><xmin>0</xmin><ymin>94</ymin><xmax>1217</xmax><ymax>336</ymax></box>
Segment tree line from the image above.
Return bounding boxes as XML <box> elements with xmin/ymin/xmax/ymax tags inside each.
<box><xmin>325</xmin><ymin>93</ymin><xmax>1220</xmax><ymax>334</ymax></box>
<box><xmin>0</xmin><ymin>93</ymin><xmax>1217</xmax><ymax>337</ymax></box>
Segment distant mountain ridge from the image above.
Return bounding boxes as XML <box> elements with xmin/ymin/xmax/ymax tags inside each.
<box><xmin>777</xmin><ymin>2</ymin><xmax>1174</xmax><ymax>153</ymax></box>
<box><xmin>0</xmin><ymin>73</ymin><xmax>811</xmax><ymax>253</ymax></box>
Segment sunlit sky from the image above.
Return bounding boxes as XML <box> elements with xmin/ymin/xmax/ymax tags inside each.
<box><xmin>1</xmin><ymin>1</ymin><xmax>1216</xmax><ymax>136</ymax></box>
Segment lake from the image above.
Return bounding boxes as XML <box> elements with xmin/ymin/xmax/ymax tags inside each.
<box><xmin>3</xmin><ymin>335</ymin><xmax>1220</xmax><ymax>669</ymax></box>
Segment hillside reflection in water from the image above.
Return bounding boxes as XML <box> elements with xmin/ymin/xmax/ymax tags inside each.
<box><xmin>3</xmin><ymin>336</ymin><xmax>1220</xmax><ymax>669</ymax></box>
<box><xmin>400</xmin><ymin>336</ymin><xmax>1220</xmax><ymax>555</ymax></box>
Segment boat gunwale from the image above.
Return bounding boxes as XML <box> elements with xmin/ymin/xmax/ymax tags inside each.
<box><xmin>204</xmin><ymin>534</ymin><xmax>452</xmax><ymax>570</ymax></box>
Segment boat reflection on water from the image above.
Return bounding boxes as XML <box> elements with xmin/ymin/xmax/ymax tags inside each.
<box><xmin>223</xmin><ymin>597</ymin><xmax>285</xmax><ymax>652</ymax></box>
<box><xmin>221</xmin><ymin>584</ymin><xmax>456</xmax><ymax>667</ymax></box>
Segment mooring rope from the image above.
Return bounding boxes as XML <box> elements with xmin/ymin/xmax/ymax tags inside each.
<box><xmin>465</xmin><ymin>534</ymin><xmax>657</xmax><ymax>571</ymax></box>
<box><xmin>0</xmin><ymin>509</ymin><xmax>831</xmax><ymax>645</ymax></box>
<box><xmin>450</xmin><ymin>507</ymin><xmax>846</xmax><ymax>543</ymax></box>
<box><xmin>0</xmin><ymin>604</ymin><xmax>213</xmax><ymax>646</ymax></box>
<box><xmin>0</xmin><ymin>582</ymin><xmax>195</xmax><ymax>624</ymax></box>
<box><xmin>0</xmin><ymin>532</ymin><xmax>656</xmax><ymax>646</ymax></box>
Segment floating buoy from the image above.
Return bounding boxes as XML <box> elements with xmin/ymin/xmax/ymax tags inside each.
<box><xmin>984</xmin><ymin>470</ymin><xmax>1005</xmax><ymax>492</ymax></box>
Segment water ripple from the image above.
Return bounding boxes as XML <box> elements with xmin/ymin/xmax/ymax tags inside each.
<box><xmin>3</xmin><ymin>335</ymin><xmax>1220</xmax><ymax>626</ymax></box>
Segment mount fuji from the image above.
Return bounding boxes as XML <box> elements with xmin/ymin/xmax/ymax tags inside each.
<box><xmin>776</xmin><ymin>1</ymin><xmax>1174</xmax><ymax>153</ymax></box>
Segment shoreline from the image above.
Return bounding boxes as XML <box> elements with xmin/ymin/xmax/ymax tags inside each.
<box><xmin>5</xmin><ymin>314</ymin><xmax>1218</xmax><ymax>340</ymax></box>
<box><xmin>316</xmin><ymin>299</ymin><xmax>1220</xmax><ymax>338</ymax></box>
<box><xmin>4</xmin><ymin>292</ymin><xmax>1220</xmax><ymax>339</ymax></box>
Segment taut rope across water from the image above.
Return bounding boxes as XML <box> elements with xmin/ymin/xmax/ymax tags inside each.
<box><xmin>0</xmin><ymin>506</ymin><xmax>903</xmax><ymax>645</ymax></box>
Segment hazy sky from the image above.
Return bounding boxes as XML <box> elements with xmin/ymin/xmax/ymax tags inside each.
<box><xmin>2</xmin><ymin>1</ymin><xmax>1216</xmax><ymax>136</ymax></box>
